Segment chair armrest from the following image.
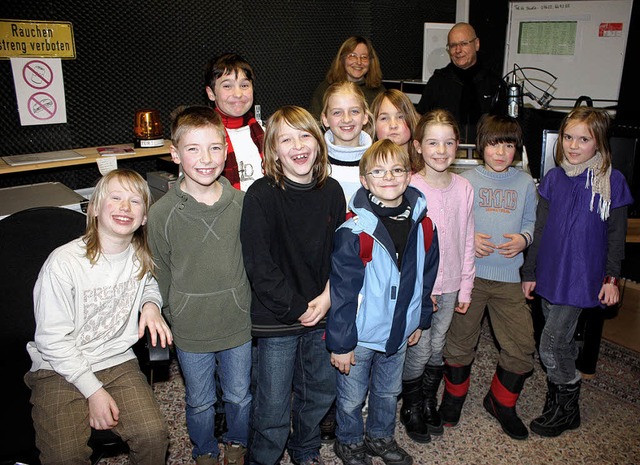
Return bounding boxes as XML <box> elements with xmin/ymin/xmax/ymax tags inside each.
<box><xmin>144</xmin><ymin>327</ymin><xmax>171</xmax><ymax>363</ymax></box>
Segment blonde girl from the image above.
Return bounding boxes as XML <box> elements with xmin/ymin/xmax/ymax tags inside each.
<box><xmin>399</xmin><ymin>109</ymin><xmax>475</xmax><ymax>443</ymax></box>
<box><xmin>321</xmin><ymin>81</ymin><xmax>373</xmax><ymax>206</ymax></box>
<box><xmin>241</xmin><ymin>106</ymin><xmax>346</xmax><ymax>465</ymax></box>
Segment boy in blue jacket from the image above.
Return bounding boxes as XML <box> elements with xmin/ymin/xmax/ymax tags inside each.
<box><xmin>327</xmin><ymin>139</ymin><xmax>439</xmax><ymax>465</ymax></box>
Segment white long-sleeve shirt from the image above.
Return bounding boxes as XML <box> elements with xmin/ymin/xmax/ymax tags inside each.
<box><xmin>27</xmin><ymin>238</ymin><xmax>162</xmax><ymax>398</ymax></box>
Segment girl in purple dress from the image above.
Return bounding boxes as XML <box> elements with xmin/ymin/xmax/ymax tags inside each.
<box><xmin>522</xmin><ymin>107</ymin><xmax>633</xmax><ymax>438</ymax></box>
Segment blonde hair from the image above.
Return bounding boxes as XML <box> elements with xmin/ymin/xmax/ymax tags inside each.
<box><xmin>359</xmin><ymin>139</ymin><xmax>411</xmax><ymax>177</ymax></box>
<box><xmin>326</xmin><ymin>36</ymin><xmax>383</xmax><ymax>88</ymax></box>
<box><xmin>263</xmin><ymin>105</ymin><xmax>330</xmax><ymax>189</ymax></box>
<box><xmin>556</xmin><ymin>106</ymin><xmax>612</xmax><ymax>172</ymax></box>
<box><xmin>411</xmin><ymin>109</ymin><xmax>460</xmax><ymax>172</ymax></box>
<box><xmin>321</xmin><ymin>81</ymin><xmax>373</xmax><ymax>136</ymax></box>
<box><xmin>370</xmin><ymin>89</ymin><xmax>419</xmax><ymax>142</ymax></box>
<box><xmin>84</xmin><ymin>169</ymin><xmax>154</xmax><ymax>279</ymax></box>
<box><xmin>170</xmin><ymin>105</ymin><xmax>226</xmax><ymax>146</ymax></box>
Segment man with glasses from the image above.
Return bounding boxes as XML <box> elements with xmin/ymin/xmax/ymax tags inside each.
<box><xmin>417</xmin><ymin>23</ymin><xmax>505</xmax><ymax>143</ymax></box>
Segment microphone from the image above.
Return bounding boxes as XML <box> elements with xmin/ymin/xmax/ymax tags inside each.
<box><xmin>507</xmin><ymin>73</ymin><xmax>522</xmax><ymax>118</ymax></box>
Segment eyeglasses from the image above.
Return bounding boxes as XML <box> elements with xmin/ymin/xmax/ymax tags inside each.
<box><xmin>446</xmin><ymin>37</ymin><xmax>477</xmax><ymax>51</ymax></box>
<box><xmin>366</xmin><ymin>168</ymin><xmax>408</xmax><ymax>178</ymax></box>
<box><xmin>346</xmin><ymin>53</ymin><xmax>370</xmax><ymax>63</ymax></box>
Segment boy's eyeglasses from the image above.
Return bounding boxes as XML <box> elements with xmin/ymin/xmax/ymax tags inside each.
<box><xmin>346</xmin><ymin>53</ymin><xmax>370</xmax><ymax>63</ymax></box>
<box><xmin>446</xmin><ymin>37</ymin><xmax>477</xmax><ymax>51</ymax></box>
<box><xmin>366</xmin><ymin>168</ymin><xmax>408</xmax><ymax>178</ymax></box>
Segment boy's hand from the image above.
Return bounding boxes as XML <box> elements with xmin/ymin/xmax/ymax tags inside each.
<box><xmin>408</xmin><ymin>328</ymin><xmax>422</xmax><ymax>346</ymax></box>
<box><xmin>88</xmin><ymin>387</ymin><xmax>119</xmax><ymax>430</ymax></box>
<box><xmin>455</xmin><ymin>301</ymin><xmax>470</xmax><ymax>314</ymax></box>
<box><xmin>522</xmin><ymin>281</ymin><xmax>536</xmax><ymax>300</ymax></box>
<box><xmin>139</xmin><ymin>302</ymin><xmax>173</xmax><ymax>348</ymax></box>
<box><xmin>475</xmin><ymin>233</ymin><xmax>496</xmax><ymax>257</ymax></box>
<box><xmin>431</xmin><ymin>295</ymin><xmax>438</xmax><ymax>313</ymax></box>
<box><xmin>496</xmin><ymin>233</ymin><xmax>527</xmax><ymax>258</ymax></box>
<box><xmin>331</xmin><ymin>351</ymin><xmax>355</xmax><ymax>374</ymax></box>
<box><xmin>598</xmin><ymin>283</ymin><xmax>620</xmax><ymax>306</ymax></box>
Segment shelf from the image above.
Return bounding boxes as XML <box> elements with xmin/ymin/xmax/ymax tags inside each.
<box><xmin>0</xmin><ymin>140</ymin><xmax>172</xmax><ymax>175</ymax></box>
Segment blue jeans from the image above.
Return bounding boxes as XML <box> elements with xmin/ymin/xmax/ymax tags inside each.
<box><xmin>335</xmin><ymin>344</ymin><xmax>406</xmax><ymax>445</ymax></box>
<box><xmin>403</xmin><ymin>292</ymin><xmax>457</xmax><ymax>380</ymax></box>
<box><xmin>176</xmin><ymin>341</ymin><xmax>252</xmax><ymax>459</ymax></box>
<box><xmin>539</xmin><ymin>299</ymin><xmax>583</xmax><ymax>384</ymax></box>
<box><xmin>250</xmin><ymin>329</ymin><xmax>335</xmax><ymax>465</ymax></box>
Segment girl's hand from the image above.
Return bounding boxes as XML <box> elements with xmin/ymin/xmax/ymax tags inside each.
<box><xmin>88</xmin><ymin>387</ymin><xmax>119</xmax><ymax>430</ymax></box>
<box><xmin>522</xmin><ymin>281</ymin><xmax>536</xmax><ymax>300</ymax></box>
<box><xmin>331</xmin><ymin>351</ymin><xmax>355</xmax><ymax>374</ymax></box>
<box><xmin>455</xmin><ymin>301</ymin><xmax>470</xmax><ymax>314</ymax></box>
<box><xmin>599</xmin><ymin>283</ymin><xmax>620</xmax><ymax>306</ymax></box>
<box><xmin>139</xmin><ymin>302</ymin><xmax>173</xmax><ymax>348</ymax></box>
<box><xmin>475</xmin><ymin>233</ymin><xmax>496</xmax><ymax>258</ymax></box>
<box><xmin>496</xmin><ymin>233</ymin><xmax>527</xmax><ymax>258</ymax></box>
<box><xmin>408</xmin><ymin>328</ymin><xmax>422</xmax><ymax>346</ymax></box>
<box><xmin>300</xmin><ymin>282</ymin><xmax>331</xmax><ymax>326</ymax></box>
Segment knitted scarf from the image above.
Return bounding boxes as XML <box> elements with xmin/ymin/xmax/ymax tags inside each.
<box><xmin>215</xmin><ymin>108</ymin><xmax>265</xmax><ymax>189</ymax></box>
<box><xmin>560</xmin><ymin>151</ymin><xmax>611</xmax><ymax>221</ymax></box>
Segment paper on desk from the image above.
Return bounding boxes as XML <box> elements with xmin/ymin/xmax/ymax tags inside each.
<box><xmin>97</xmin><ymin>156</ymin><xmax>118</xmax><ymax>175</ymax></box>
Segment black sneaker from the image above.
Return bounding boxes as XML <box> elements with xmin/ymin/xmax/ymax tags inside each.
<box><xmin>363</xmin><ymin>436</ymin><xmax>412</xmax><ymax>465</ymax></box>
<box><xmin>334</xmin><ymin>441</ymin><xmax>372</xmax><ymax>465</ymax></box>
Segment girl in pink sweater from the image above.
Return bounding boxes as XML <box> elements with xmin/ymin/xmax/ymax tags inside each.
<box><xmin>400</xmin><ymin>109</ymin><xmax>475</xmax><ymax>444</ymax></box>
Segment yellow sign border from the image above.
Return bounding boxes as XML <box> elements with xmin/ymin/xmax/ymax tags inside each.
<box><xmin>0</xmin><ymin>19</ymin><xmax>76</xmax><ymax>59</ymax></box>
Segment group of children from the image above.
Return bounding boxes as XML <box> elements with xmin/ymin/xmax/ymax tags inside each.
<box><xmin>24</xmin><ymin>51</ymin><xmax>633</xmax><ymax>465</ymax></box>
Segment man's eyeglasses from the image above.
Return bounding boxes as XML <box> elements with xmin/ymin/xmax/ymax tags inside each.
<box><xmin>366</xmin><ymin>168</ymin><xmax>408</xmax><ymax>178</ymax></box>
<box><xmin>446</xmin><ymin>37</ymin><xmax>477</xmax><ymax>51</ymax></box>
<box><xmin>346</xmin><ymin>53</ymin><xmax>370</xmax><ymax>63</ymax></box>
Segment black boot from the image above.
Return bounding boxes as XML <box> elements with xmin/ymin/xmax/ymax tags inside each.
<box><xmin>482</xmin><ymin>366</ymin><xmax>530</xmax><ymax>440</ymax></box>
<box><xmin>530</xmin><ymin>380</ymin><xmax>581</xmax><ymax>437</ymax></box>
<box><xmin>422</xmin><ymin>365</ymin><xmax>444</xmax><ymax>435</ymax></box>
<box><xmin>400</xmin><ymin>377</ymin><xmax>431</xmax><ymax>443</ymax></box>
<box><xmin>439</xmin><ymin>363</ymin><xmax>471</xmax><ymax>427</ymax></box>
<box><xmin>320</xmin><ymin>402</ymin><xmax>337</xmax><ymax>443</ymax></box>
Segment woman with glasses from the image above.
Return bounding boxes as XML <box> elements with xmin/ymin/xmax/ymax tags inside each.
<box><xmin>309</xmin><ymin>36</ymin><xmax>385</xmax><ymax>121</ymax></box>
<box><xmin>416</xmin><ymin>23</ymin><xmax>505</xmax><ymax>144</ymax></box>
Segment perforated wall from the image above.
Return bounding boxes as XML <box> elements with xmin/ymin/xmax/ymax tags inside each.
<box><xmin>1</xmin><ymin>0</ymin><xmax>454</xmax><ymax>188</ymax></box>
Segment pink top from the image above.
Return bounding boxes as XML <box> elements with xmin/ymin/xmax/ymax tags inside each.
<box><xmin>410</xmin><ymin>172</ymin><xmax>475</xmax><ymax>302</ymax></box>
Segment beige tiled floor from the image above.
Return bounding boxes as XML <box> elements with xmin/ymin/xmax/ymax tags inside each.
<box><xmin>603</xmin><ymin>279</ymin><xmax>640</xmax><ymax>352</ymax></box>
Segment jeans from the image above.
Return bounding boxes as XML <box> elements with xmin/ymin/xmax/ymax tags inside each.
<box><xmin>250</xmin><ymin>329</ymin><xmax>335</xmax><ymax>465</ymax></box>
<box><xmin>539</xmin><ymin>299</ymin><xmax>583</xmax><ymax>384</ymax></box>
<box><xmin>403</xmin><ymin>292</ymin><xmax>457</xmax><ymax>380</ymax></box>
<box><xmin>335</xmin><ymin>344</ymin><xmax>406</xmax><ymax>445</ymax></box>
<box><xmin>176</xmin><ymin>340</ymin><xmax>252</xmax><ymax>459</ymax></box>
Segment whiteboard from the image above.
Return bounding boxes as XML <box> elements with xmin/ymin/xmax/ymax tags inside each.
<box><xmin>503</xmin><ymin>0</ymin><xmax>633</xmax><ymax>110</ymax></box>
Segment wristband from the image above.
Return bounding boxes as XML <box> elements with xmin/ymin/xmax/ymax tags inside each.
<box><xmin>519</xmin><ymin>233</ymin><xmax>532</xmax><ymax>247</ymax></box>
<box><xmin>603</xmin><ymin>276</ymin><xmax>619</xmax><ymax>286</ymax></box>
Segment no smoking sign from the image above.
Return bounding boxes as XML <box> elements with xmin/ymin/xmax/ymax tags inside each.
<box><xmin>10</xmin><ymin>57</ymin><xmax>67</xmax><ymax>126</ymax></box>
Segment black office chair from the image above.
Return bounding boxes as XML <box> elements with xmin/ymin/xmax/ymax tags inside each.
<box><xmin>0</xmin><ymin>206</ymin><xmax>169</xmax><ymax>465</ymax></box>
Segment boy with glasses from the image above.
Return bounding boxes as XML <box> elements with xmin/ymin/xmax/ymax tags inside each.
<box><xmin>416</xmin><ymin>22</ymin><xmax>505</xmax><ymax>143</ymax></box>
<box><xmin>327</xmin><ymin>139</ymin><xmax>439</xmax><ymax>465</ymax></box>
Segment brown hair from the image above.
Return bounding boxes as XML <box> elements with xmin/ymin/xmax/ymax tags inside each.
<box><xmin>476</xmin><ymin>114</ymin><xmax>523</xmax><ymax>159</ymax></box>
<box><xmin>204</xmin><ymin>52</ymin><xmax>255</xmax><ymax>90</ymax></box>
<box><xmin>370</xmin><ymin>89</ymin><xmax>419</xmax><ymax>142</ymax></box>
<box><xmin>359</xmin><ymin>139</ymin><xmax>411</xmax><ymax>177</ymax></box>
<box><xmin>170</xmin><ymin>105</ymin><xmax>226</xmax><ymax>146</ymax></box>
<box><xmin>263</xmin><ymin>105</ymin><xmax>329</xmax><ymax>189</ymax></box>
<box><xmin>84</xmin><ymin>169</ymin><xmax>154</xmax><ymax>279</ymax></box>
<box><xmin>326</xmin><ymin>36</ymin><xmax>383</xmax><ymax>88</ymax></box>
<box><xmin>410</xmin><ymin>109</ymin><xmax>460</xmax><ymax>173</ymax></box>
<box><xmin>555</xmin><ymin>106</ymin><xmax>612</xmax><ymax>172</ymax></box>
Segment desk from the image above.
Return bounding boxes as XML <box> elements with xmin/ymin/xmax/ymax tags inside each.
<box><xmin>628</xmin><ymin>218</ymin><xmax>640</xmax><ymax>243</ymax></box>
<box><xmin>0</xmin><ymin>140</ymin><xmax>172</xmax><ymax>176</ymax></box>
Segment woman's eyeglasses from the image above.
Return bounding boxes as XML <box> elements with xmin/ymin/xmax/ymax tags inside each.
<box><xmin>346</xmin><ymin>53</ymin><xmax>370</xmax><ymax>63</ymax></box>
